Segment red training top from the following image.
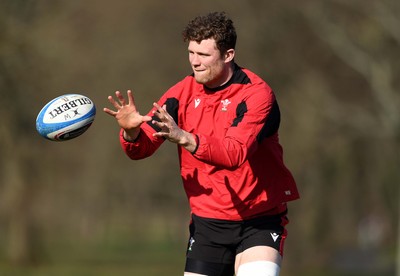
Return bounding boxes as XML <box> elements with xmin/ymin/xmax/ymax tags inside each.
<box><xmin>120</xmin><ymin>64</ymin><xmax>299</xmax><ymax>220</ymax></box>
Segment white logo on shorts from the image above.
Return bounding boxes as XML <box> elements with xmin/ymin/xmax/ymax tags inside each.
<box><xmin>270</xmin><ymin>232</ymin><xmax>279</xmax><ymax>242</ymax></box>
<box><xmin>188</xmin><ymin>237</ymin><xmax>195</xmax><ymax>251</ymax></box>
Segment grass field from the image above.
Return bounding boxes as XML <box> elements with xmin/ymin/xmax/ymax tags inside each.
<box><xmin>0</xmin><ymin>239</ymin><xmax>394</xmax><ymax>276</ymax></box>
<box><xmin>0</xmin><ymin>240</ymin><xmax>185</xmax><ymax>276</ymax></box>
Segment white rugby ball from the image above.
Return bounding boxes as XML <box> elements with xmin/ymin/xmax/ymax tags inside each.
<box><xmin>36</xmin><ymin>94</ymin><xmax>96</xmax><ymax>141</ymax></box>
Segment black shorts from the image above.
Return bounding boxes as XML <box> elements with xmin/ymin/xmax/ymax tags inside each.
<box><xmin>184</xmin><ymin>210</ymin><xmax>289</xmax><ymax>275</ymax></box>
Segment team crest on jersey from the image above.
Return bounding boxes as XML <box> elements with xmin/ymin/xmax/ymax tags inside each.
<box><xmin>221</xmin><ymin>99</ymin><xmax>231</xmax><ymax>111</ymax></box>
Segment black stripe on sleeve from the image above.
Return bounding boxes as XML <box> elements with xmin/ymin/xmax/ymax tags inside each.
<box><xmin>147</xmin><ymin>97</ymin><xmax>179</xmax><ymax>132</ymax></box>
<box><xmin>257</xmin><ymin>100</ymin><xmax>280</xmax><ymax>142</ymax></box>
<box><xmin>231</xmin><ymin>99</ymin><xmax>281</xmax><ymax>142</ymax></box>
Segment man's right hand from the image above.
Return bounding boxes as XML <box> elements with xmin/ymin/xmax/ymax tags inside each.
<box><xmin>103</xmin><ymin>90</ymin><xmax>152</xmax><ymax>141</ymax></box>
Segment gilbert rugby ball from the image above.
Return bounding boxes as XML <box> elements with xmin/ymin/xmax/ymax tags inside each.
<box><xmin>36</xmin><ymin>94</ymin><xmax>96</xmax><ymax>141</ymax></box>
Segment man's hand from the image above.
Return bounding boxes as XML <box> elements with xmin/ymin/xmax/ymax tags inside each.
<box><xmin>103</xmin><ymin>90</ymin><xmax>152</xmax><ymax>141</ymax></box>
<box><xmin>152</xmin><ymin>102</ymin><xmax>197</xmax><ymax>153</ymax></box>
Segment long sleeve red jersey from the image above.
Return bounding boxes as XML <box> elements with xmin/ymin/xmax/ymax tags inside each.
<box><xmin>120</xmin><ymin>65</ymin><xmax>299</xmax><ymax>220</ymax></box>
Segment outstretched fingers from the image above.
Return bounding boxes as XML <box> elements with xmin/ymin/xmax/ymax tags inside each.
<box><xmin>103</xmin><ymin>90</ymin><xmax>136</xmax><ymax>116</ymax></box>
<box><xmin>103</xmin><ymin>107</ymin><xmax>117</xmax><ymax>116</ymax></box>
<box><xmin>152</xmin><ymin>102</ymin><xmax>170</xmax><ymax>122</ymax></box>
<box><xmin>152</xmin><ymin>120</ymin><xmax>168</xmax><ymax>130</ymax></box>
<box><xmin>115</xmin><ymin>90</ymin><xmax>127</xmax><ymax>106</ymax></box>
<box><xmin>105</xmin><ymin>91</ymin><xmax>123</xmax><ymax>110</ymax></box>
<box><xmin>126</xmin><ymin>90</ymin><xmax>135</xmax><ymax>106</ymax></box>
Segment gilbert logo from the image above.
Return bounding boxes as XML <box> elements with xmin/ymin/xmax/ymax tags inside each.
<box><xmin>194</xmin><ymin>98</ymin><xmax>201</xmax><ymax>108</ymax></box>
<box><xmin>221</xmin><ymin>99</ymin><xmax>231</xmax><ymax>111</ymax></box>
<box><xmin>48</xmin><ymin>97</ymin><xmax>92</xmax><ymax>119</ymax></box>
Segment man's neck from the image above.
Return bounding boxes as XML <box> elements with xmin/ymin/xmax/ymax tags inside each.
<box><xmin>205</xmin><ymin>62</ymin><xmax>235</xmax><ymax>90</ymax></box>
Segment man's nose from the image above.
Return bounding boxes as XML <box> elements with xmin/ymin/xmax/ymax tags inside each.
<box><xmin>190</xmin><ymin>54</ymin><xmax>200</xmax><ymax>66</ymax></box>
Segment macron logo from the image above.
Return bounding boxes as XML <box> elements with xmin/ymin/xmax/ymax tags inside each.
<box><xmin>270</xmin><ymin>232</ymin><xmax>279</xmax><ymax>242</ymax></box>
<box><xmin>194</xmin><ymin>98</ymin><xmax>201</xmax><ymax>108</ymax></box>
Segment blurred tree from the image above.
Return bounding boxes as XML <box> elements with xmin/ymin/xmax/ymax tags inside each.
<box><xmin>0</xmin><ymin>0</ymin><xmax>48</xmax><ymax>265</ymax></box>
<box><xmin>297</xmin><ymin>0</ymin><xmax>399</xmax><ymax>271</ymax></box>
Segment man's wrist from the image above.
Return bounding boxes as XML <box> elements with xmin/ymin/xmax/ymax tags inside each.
<box><xmin>123</xmin><ymin>128</ymin><xmax>140</xmax><ymax>142</ymax></box>
<box><xmin>179</xmin><ymin>132</ymin><xmax>197</xmax><ymax>153</ymax></box>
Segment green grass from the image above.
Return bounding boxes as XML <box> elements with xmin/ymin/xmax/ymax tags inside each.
<box><xmin>0</xmin><ymin>240</ymin><xmax>394</xmax><ymax>275</ymax></box>
<box><xmin>0</xmin><ymin>240</ymin><xmax>186</xmax><ymax>276</ymax></box>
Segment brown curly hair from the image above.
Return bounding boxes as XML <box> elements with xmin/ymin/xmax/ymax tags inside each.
<box><xmin>182</xmin><ymin>12</ymin><xmax>237</xmax><ymax>54</ymax></box>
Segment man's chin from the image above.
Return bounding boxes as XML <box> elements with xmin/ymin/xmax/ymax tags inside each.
<box><xmin>194</xmin><ymin>76</ymin><xmax>207</xmax><ymax>85</ymax></box>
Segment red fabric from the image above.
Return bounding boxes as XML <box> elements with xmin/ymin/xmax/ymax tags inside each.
<box><xmin>120</xmin><ymin>67</ymin><xmax>299</xmax><ymax>220</ymax></box>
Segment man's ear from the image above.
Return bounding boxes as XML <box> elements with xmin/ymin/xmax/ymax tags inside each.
<box><xmin>224</xmin><ymin>49</ymin><xmax>235</xmax><ymax>63</ymax></box>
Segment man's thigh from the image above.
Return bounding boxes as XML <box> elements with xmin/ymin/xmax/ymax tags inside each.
<box><xmin>235</xmin><ymin>245</ymin><xmax>281</xmax><ymax>273</ymax></box>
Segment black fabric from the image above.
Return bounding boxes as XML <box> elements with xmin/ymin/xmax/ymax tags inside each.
<box><xmin>185</xmin><ymin>258</ymin><xmax>235</xmax><ymax>276</ymax></box>
<box><xmin>147</xmin><ymin>97</ymin><xmax>179</xmax><ymax>132</ymax></box>
<box><xmin>204</xmin><ymin>63</ymin><xmax>251</xmax><ymax>92</ymax></box>
<box><xmin>231</xmin><ymin>99</ymin><xmax>280</xmax><ymax>141</ymax></box>
<box><xmin>231</xmin><ymin>101</ymin><xmax>247</xmax><ymax>127</ymax></box>
<box><xmin>185</xmin><ymin>211</ymin><xmax>288</xmax><ymax>270</ymax></box>
<box><xmin>257</xmin><ymin>99</ymin><xmax>281</xmax><ymax>142</ymax></box>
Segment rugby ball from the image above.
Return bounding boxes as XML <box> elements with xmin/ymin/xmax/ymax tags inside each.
<box><xmin>36</xmin><ymin>94</ymin><xmax>96</xmax><ymax>141</ymax></box>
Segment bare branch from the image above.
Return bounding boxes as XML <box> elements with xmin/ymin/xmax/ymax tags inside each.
<box><xmin>301</xmin><ymin>2</ymin><xmax>399</xmax><ymax>137</ymax></box>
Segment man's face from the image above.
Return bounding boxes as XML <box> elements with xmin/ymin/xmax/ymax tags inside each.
<box><xmin>188</xmin><ymin>39</ymin><xmax>231</xmax><ymax>88</ymax></box>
